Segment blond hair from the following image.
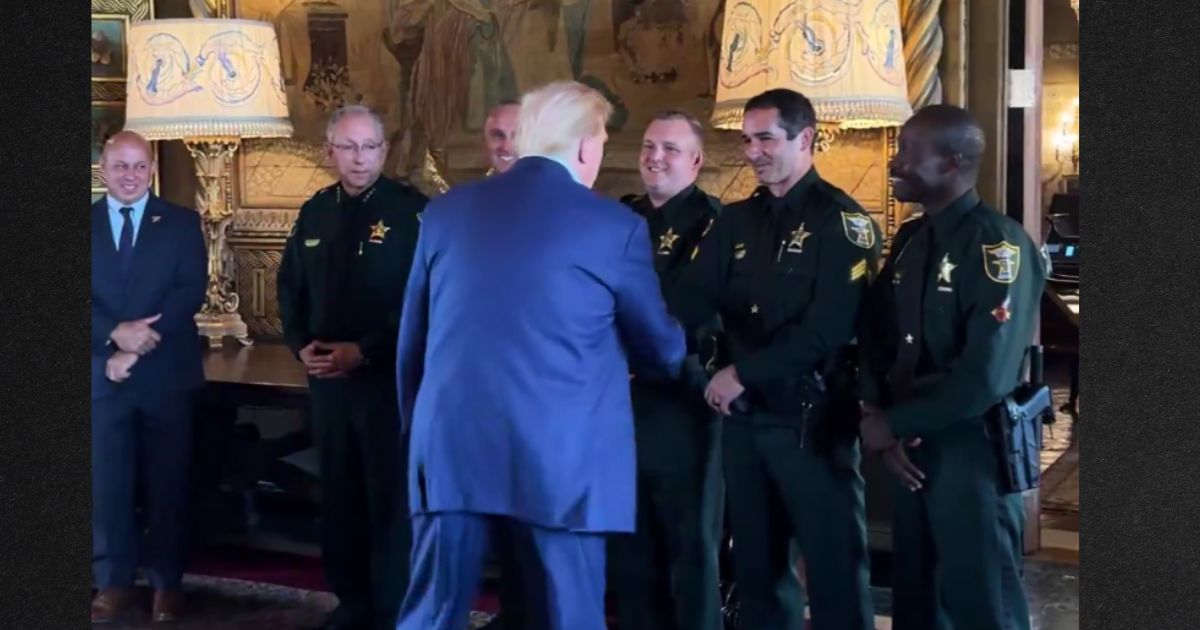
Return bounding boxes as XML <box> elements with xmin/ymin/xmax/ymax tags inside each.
<box><xmin>516</xmin><ymin>81</ymin><xmax>613</xmax><ymax>159</ymax></box>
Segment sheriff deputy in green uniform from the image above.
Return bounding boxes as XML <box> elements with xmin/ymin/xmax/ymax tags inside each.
<box><xmin>671</xmin><ymin>88</ymin><xmax>877</xmax><ymax>630</ymax></box>
<box><xmin>277</xmin><ymin>104</ymin><xmax>428</xmax><ymax>630</ymax></box>
<box><xmin>608</xmin><ymin>110</ymin><xmax>724</xmax><ymax>630</ymax></box>
<box><xmin>857</xmin><ymin>104</ymin><xmax>1046</xmax><ymax>630</ymax></box>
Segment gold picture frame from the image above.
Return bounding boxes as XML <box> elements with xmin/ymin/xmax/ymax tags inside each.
<box><xmin>91</xmin><ymin>0</ymin><xmax>155</xmax><ymax>200</ymax></box>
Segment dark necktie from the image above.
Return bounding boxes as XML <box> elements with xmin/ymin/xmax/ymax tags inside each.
<box><xmin>887</xmin><ymin>221</ymin><xmax>933</xmax><ymax>401</ymax></box>
<box><xmin>118</xmin><ymin>207</ymin><xmax>135</xmax><ymax>276</ymax></box>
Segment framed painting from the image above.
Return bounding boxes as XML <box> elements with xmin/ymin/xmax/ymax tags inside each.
<box><xmin>91</xmin><ymin>103</ymin><xmax>125</xmax><ymax>164</ymax></box>
<box><xmin>90</xmin><ymin>15</ymin><xmax>128</xmax><ymax>80</ymax></box>
<box><xmin>90</xmin><ymin>0</ymin><xmax>154</xmax><ymax>193</ymax></box>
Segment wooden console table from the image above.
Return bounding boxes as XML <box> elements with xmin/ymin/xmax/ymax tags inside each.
<box><xmin>192</xmin><ymin>343</ymin><xmax>316</xmax><ymax>543</ymax></box>
<box><xmin>202</xmin><ymin>343</ymin><xmax>309</xmax><ymax>406</ymax></box>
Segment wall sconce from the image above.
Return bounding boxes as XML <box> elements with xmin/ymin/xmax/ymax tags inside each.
<box><xmin>1054</xmin><ymin>97</ymin><xmax>1079</xmax><ymax>174</ymax></box>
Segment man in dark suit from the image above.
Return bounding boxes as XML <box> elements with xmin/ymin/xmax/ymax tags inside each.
<box><xmin>394</xmin><ymin>80</ymin><xmax>687</xmax><ymax>630</ymax></box>
<box><xmin>90</xmin><ymin>131</ymin><xmax>207</xmax><ymax>624</ymax></box>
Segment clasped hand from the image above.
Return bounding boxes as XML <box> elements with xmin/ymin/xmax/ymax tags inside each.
<box><xmin>860</xmin><ymin>402</ymin><xmax>925</xmax><ymax>492</ymax></box>
<box><xmin>299</xmin><ymin>341</ymin><xmax>364</xmax><ymax>378</ymax></box>
<box><xmin>704</xmin><ymin>365</ymin><xmax>745</xmax><ymax>416</ymax></box>
<box><xmin>111</xmin><ymin>313</ymin><xmax>162</xmax><ymax>355</ymax></box>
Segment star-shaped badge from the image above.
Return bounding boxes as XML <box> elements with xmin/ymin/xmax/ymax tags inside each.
<box><xmin>786</xmin><ymin>223</ymin><xmax>811</xmax><ymax>254</ymax></box>
<box><xmin>658</xmin><ymin>227</ymin><xmax>680</xmax><ymax>255</ymax></box>
<box><xmin>369</xmin><ymin>220</ymin><xmax>390</xmax><ymax>243</ymax></box>
<box><xmin>938</xmin><ymin>253</ymin><xmax>957</xmax><ymax>284</ymax></box>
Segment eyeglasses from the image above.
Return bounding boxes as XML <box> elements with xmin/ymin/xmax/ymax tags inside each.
<box><xmin>328</xmin><ymin>141</ymin><xmax>385</xmax><ymax>155</ymax></box>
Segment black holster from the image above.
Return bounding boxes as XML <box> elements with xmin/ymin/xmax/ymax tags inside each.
<box><xmin>985</xmin><ymin>383</ymin><xmax>1051</xmax><ymax>494</ymax></box>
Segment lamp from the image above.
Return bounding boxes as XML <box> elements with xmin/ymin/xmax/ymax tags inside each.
<box><xmin>712</xmin><ymin>0</ymin><xmax>913</xmax><ymax>149</ymax></box>
<box><xmin>124</xmin><ymin>18</ymin><xmax>293</xmax><ymax>347</ymax></box>
<box><xmin>1070</xmin><ymin>0</ymin><xmax>1079</xmax><ymax>20</ymax></box>
<box><xmin>1054</xmin><ymin>97</ymin><xmax>1079</xmax><ymax>175</ymax></box>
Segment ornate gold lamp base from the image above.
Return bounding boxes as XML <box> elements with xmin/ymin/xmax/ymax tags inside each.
<box><xmin>196</xmin><ymin>312</ymin><xmax>253</xmax><ymax>348</ymax></box>
<box><xmin>185</xmin><ymin>137</ymin><xmax>252</xmax><ymax>349</ymax></box>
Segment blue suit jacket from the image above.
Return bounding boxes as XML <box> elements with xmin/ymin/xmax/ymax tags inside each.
<box><xmin>91</xmin><ymin>196</ymin><xmax>207</xmax><ymax>401</ymax></box>
<box><xmin>396</xmin><ymin>157</ymin><xmax>686</xmax><ymax>533</ymax></box>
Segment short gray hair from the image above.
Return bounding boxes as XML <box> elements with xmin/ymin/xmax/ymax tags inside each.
<box><xmin>325</xmin><ymin>105</ymin><xmax>386</xmax><ymax>143</ymax></box>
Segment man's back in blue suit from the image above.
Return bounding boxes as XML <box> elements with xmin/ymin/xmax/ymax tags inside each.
<box><xmin>395</xmin><ymin>82</ymin><xmax>686</xmax><ymax>630</ymax></box>
<box><xmin>399</xmin><ymin>156</ymin><xmax>686</xmax><ymax>534</ymax></box>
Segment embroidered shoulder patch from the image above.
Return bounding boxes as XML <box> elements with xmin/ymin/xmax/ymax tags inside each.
<box><xmin>841</xmin><ymin>211</ymin><xmax>876</xmax><ymax>249</ymax></box>
<box><xmin>982</xmin><ymin>241</ymin><xmax>1021</xmax><ymax>284</ymax></box>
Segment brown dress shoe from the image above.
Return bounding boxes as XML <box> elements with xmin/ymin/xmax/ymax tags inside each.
<box><xmin>152</xmin><ymin>589</ymin><xmax>183</xmax><ymax>623</ymax></box>
<box><xmin>90</xmin><ymin>588</ymin><xmax>132</xmax><ymax>624</ymax></box>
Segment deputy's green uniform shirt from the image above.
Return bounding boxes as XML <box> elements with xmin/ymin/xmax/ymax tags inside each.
<box><xmin>859</xmin><ymin>189</ymin><xmax>1047</xmax><ymax>436</ymax></box>
<box><xmin>276</xmin><ymin>175</ymin><xmax>427</xmax><ymax>629</ymax></box>
<box><xmin>278</xmin><ymin>176</ymin><xmax>427</xmax><ymax>369</ymax></box>
<box><xmin>611</xmin><ymin>184</ymin><xmax>724</xmax><ymax>630</ymax></box>
<box><xmin>858</xmin><ymin>189</ymin><xmax>1045</xmax><ymax>630</ymax></box>
<box><xmin>672</xmin><ymin>167</ymin><xmax>882</xmax><ymax>415</ymax></box>
<box><xmin>670</xmin><ymin>168</ymin><xmax>879</xmax><ymax>630</ymax></box>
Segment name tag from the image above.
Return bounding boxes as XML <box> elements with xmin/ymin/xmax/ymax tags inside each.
<box><xmin>305</xmin><ymin>239</ymin><xmax>321</xmax><ymax>247</ymax></box>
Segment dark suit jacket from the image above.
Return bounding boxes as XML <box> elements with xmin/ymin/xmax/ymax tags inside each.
<box><xmin>91</xmin><ymin>196</ymin><xmax>207</xmax><ymax>401</ymax></box>
<box><xmin>396</xmin><ymin>156</ymin><xmax>686</xmax><ymax>533</ymax></box>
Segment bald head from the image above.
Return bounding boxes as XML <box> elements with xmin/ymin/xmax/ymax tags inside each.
<box><xmin>889</xmin><ymin>104</ymin><xmax>986</xmax><ymax>207</ymax></box>
<box><xmin>101</xmin><ymin>130</ymin><xmax>155</xmax><ymax>204</ymax></box>
<box><xmin>101</xmin><ymin>130</ymin><xmax>153</xmax><ymax>162</ymax></box>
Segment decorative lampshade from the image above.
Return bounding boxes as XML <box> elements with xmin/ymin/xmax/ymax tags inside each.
<box><xmin>712</xmin><ymin>0</ymin><xmax>912</xmax><ymax>131</ymax></box>
<box><xmin>124</xmin><ymin>18</ymin><xmax>293</xmax><ymax>140</ymax></box>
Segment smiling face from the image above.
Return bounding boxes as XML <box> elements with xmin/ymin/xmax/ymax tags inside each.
<box><xmin>639</xmin><ymin>118</ymin><xmax>703</xmax><ymax>205</ymax></box>
<box><xmin>484</xmin><ymin>103</ymin><xmax>520</xmax><ymax>173</ymax></box>
<box><xmin>740</xmin><ymin>106</ymin><xmax>814</xmax><ymax>192</ymax></box>
<box><xmin>101</xmin><ymin>132</ymin><xmax>154</xmax><ymax>205</ymax></box>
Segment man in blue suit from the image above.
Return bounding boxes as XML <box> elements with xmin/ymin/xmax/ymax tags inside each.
<box><xmin>90</xmin><ymin>131</ymin><xmax>207</xmax><ymax>624</ymax></box>
<box><xmin>394</xmin><ymin>80</ymin><xmax>687</xmax><ymax>630</ymax></box>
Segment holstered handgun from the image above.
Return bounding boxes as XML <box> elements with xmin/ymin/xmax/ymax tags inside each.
<box><xmin>985</xmin><ymin>346</ymin><xmax>1053</xmax><ymax>494</ymax></box>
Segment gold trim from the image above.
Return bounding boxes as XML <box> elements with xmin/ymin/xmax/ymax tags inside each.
<box><xmin>125</xmin><ymin>122</ymin><xmax>295</xmax><ymax>141</ymax></box>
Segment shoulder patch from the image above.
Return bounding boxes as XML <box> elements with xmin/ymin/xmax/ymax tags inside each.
<box><xmin>982</xmin><ymin>241</ymin><xmax>1021</xmax><ymax>284</ymax></box>
<box><xmin>840</xmin><ymin>211</ymin><xmax>876</xmax><ymax>249</ymax></box>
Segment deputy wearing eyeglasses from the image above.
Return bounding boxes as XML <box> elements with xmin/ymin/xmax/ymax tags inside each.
<box><xmin>278</xmin><ymin>104</ymin><xmax>428</xmax><ymax>630</ymax></box>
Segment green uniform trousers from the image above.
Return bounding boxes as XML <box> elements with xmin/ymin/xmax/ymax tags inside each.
<box><xmin>889</xmin><ymin>419</ymin><xmax>1030</xmax><ymax>630</ymax></box>
<box><xmin>722</xmin><ymin>415</ymin><xmax>874</xmax><ymax>630</ymax></box>
<box><xmin>310</xmin><ymin>374</ymin><xmax>411</xmax><ymax>630</ymax></box>
<box><xmin>608</xmin><ymin>388</ymin><xmax>724</xmax><ymax>630</ymax></box>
